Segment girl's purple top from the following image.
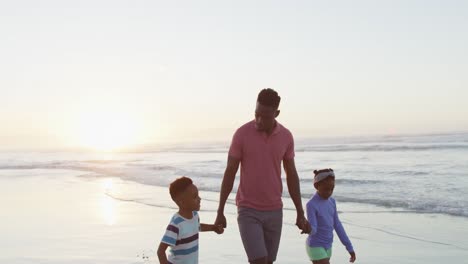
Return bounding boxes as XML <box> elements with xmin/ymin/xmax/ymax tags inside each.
<box><xmin>306</xmin><ymin>193</ymin><xmax>354</xmax><ymax>252</ymax></box>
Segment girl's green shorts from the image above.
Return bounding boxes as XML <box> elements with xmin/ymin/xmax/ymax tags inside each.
<box><xmin>306</xmin><ymin>245</ymin><xmax>332</xmax><ymax>261</ymax></box>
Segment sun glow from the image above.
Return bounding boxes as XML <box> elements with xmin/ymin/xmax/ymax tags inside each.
<box><xmin>100</xmin><ymin>178</ymin><xmax>117</xmax><ymax>225</ymax></box>
<box><xmin>74</xmin><ymin>110</ymin><xmax>142</xmax><ymax>151</ymax></box>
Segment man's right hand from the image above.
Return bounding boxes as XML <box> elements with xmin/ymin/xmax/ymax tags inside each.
<box><xmin>214</xmin><ymin>213</ymin><xmax>227</xmax><ymax>228</ymax></box>
<box><xmin>215</xmin><ymin>156</ymin><xmax>239</xmax><ymax>230</ymax></box>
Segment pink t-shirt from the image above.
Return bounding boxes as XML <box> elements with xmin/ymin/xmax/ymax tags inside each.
<box><xmin>229</xmin><ymin>120</ymin><xmax>295</xmax><ymax>210</ymax></box>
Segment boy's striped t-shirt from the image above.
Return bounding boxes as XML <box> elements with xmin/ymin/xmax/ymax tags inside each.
<box><xmin>161</xmin><ymin>211</ymin><xmax>200</xmax><ymax>264</ymax></box>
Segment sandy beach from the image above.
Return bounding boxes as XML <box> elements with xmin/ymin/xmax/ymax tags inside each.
<box><xmin>2</xmin><ymin>0</ymin><xmax>468</xmax><ymax>263</ymax></box>
<box><xmin>1</xmin><ymin>169</ymin><xmax>467</xmax><ymax>264</ymax></box>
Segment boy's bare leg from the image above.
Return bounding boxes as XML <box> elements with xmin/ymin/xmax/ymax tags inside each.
<box><xmin>312</xmin><ymin>258</ymin><xmax>330</xmax><ymax>264</ymax></box>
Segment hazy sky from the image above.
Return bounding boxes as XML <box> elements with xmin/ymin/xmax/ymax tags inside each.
<box><xmin>1</xmin><ymin>0</ymin><xmax>467</xmax><ymax>150</ymax></box>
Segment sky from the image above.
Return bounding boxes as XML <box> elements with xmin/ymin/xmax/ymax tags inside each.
<box><xmin>1</xmin><ymin>0</ymin><xmax>467</xmax><ymax>150</ymax></box>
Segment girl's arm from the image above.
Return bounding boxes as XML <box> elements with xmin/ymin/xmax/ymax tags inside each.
<box><xmin>333</xmin><ymin>200</ymin><xmax>354</xmax><ymax>253</ymax></box>
<box><xmin>306</xmin><ymin>202</ymin><xmax>317</xmax><ymax>235</ymax></box>
<box><xmin>157</xmin><ymin>242</ymin><xmax>169</xmax><ymax>264</ymax></box>
<box><xmin>200</xmin><ymin>223</ymin><xmax>224</xmax><ymax>234</ymax></box>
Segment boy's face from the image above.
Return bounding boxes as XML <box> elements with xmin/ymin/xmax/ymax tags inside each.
<box><xmin>178</xmin><ymin>184</ymin><xmax>201</xmax><ymax>211</ymax></box>
<box><xmin>315</xmin><ymin>176</ymin><xmax>335</xmax><ymax>199</ymax></box>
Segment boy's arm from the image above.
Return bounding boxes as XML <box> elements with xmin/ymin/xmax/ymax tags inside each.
<box><xmin>159</xmin><ymin>221</ymin><xmax>178</xmax><ymax>263</ymax></box>
<box><xmin>283</xmin><ymin>158</ymin><xmax>311</xmax><ymax>234</ymax></box>
<box><xmin>200</xmin><ymin>223</ymin><xmax>224</xmax><ymax>234</ymax></box>
<box><xmin>157</xmin><ymin>242</ymin><xmax>169</xmax><ymax>264</ymax></box>
<box><xmin>333</xmin><ymin>201</ymin><xmax>354</xmax><ymax>253</ymax></box>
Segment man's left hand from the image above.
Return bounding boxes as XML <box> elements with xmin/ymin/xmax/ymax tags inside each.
<box><xmin>296</xmin><ymin>214</ymin><xmax>311</xmax><ymax>234</ymax></box>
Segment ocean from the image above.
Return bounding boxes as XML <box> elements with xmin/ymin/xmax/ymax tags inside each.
<box><xmin>1</xmin><ymin>132</ymin><xmax>467</xmax><ymax>218</ymax></box>
<box><xmin>1</xmin><ymin>132</ymin><xmax>468</xmax><ymax>263</ymax></box>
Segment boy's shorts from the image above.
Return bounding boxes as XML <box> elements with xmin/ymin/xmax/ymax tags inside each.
<box><xmin>237</xmin><ymin>207</ymin><xmax>283</xmax><ymax>262</ymax></box>
<box><xmin>306</xmin><ymin>245</ymin><xmax>332</xmax><ymax>261</ymax></box>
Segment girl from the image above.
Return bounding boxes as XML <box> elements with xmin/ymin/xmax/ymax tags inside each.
<box><xmin>306</xmin><ymin>168</ymin><xmax>356</xmax><ymax>264</ymax></box>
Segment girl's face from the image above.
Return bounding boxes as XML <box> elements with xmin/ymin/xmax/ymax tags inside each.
<box><xmin>316</xmin><ymin>176</ymin><xmax>335</xmax><ymax>199</ymax></box>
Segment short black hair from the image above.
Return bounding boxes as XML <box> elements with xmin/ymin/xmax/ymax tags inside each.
<box><xmin>257</xmin><ymin>88</ymin><xmax>281</xmax><ymax>109</ymax></box>
<box><xmin>169</xmin><ymin>176</ymin><xmax>193</xmax><ymax>201</ymax></box>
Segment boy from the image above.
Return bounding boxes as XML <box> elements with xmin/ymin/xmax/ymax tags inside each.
<box><xmin>306</xmin><ymin>169</ymin><xmax>356</xmax><ymax>264</ymax></box>
<box><xmin>157</xmin><ymin>177</ymin><xmax>223</xmax><ymax>264</ymax></box>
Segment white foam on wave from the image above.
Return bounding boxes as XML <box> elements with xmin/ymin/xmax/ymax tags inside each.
<box><xmin>332</xmin><ymin>195</ymin><xmax>468</xmax><ymax>218</ymax></box>
<box><xmin>1</xmin><ymin>132</ymin><xmax>467</xmax><ymax>218</ymax></box>
<box><xmin>296</xmin><ymin>143</ymin><xmax>468</xmax><ymax>152</ymax></box>
<box><xmin>4</xmin><ymin>159</ymin><xmax>466</xmax><ymax>218</ymax></box>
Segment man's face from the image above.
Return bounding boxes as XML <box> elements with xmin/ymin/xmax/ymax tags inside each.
<box><xmin>178</xmin><ymin>184</ymin><xmax>201</xmax><ymax>211</ymax></box>
<box><xmin>255</xmin><ymin>102</ymin><xmax>279</xmax><ymax>132</ymax></box>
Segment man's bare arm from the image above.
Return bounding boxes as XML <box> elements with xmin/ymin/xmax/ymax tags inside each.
<box><xmin>283</xmin><ymin>158</ymin><xmax>311</xmax><ymax>234</ymax></box>
<box><xmin>215</xmin><ymin>156</ymin><xmax>240</xmax><ymax>228</ymax></box>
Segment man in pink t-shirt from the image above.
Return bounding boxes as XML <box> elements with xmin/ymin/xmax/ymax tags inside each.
<box><xmin>215</xmin><ymin>88</ymin><xmax>311</xmax><ymax>264</ymax></box>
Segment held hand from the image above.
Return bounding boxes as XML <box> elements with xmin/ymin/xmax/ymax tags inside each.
<box><xmin>296</xmin><ymin>214</ymin><xmax>311</xmax><ymax>234</ymax></box>
<box><xmin>349</xmin><ymin>251</ymin><xmax>356</xmax><ymax>263</ymax></box>
<box><xmin>213</xmin><ymin>224</ymin><xmax>224</xmax><ymax>234</ymax></box>
<box><xmin>214</xmin><ymin>213</ymin><xmax>227</xmax><ymax>228</ymax></box>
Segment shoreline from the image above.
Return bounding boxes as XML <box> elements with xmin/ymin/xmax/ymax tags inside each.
<box><xmin>0</xmin><ymin>172</ymin><xmax>467</xmax><ymax>263</ymax></box>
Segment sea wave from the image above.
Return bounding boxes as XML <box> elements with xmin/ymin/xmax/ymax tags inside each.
<box><xmin>331</xmin><ymin>195</ymin><xmax>468</xmax><ymax>218</ymax></box>
<box><xmin>296</xmin><ymin>143</ymin><xmax>468</xmax><ymax>152</ymax></box>
<box><xmin>300</xmin><ymin>178</ymin><xmax>383</xmax><ymax>185</ymax></box>
<box><xmin>0</xmin><ymin>162</ymin><xmax>127</xmax><ymax>177</ymax></box>
<box><xmin>1</xmin><ymin>138</ymin><xmax>467</xmax><ymax>219</ymax></box>
<box><xmin>126</xmin><ymin>143</ymin><xmax>468</xmax><ymax>153</ymax></box>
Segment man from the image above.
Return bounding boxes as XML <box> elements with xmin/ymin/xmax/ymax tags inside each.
<box><xmin>215</xmin><ymin>88</ymin><xmax>311</xmax><ymax>264</ymax></box>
